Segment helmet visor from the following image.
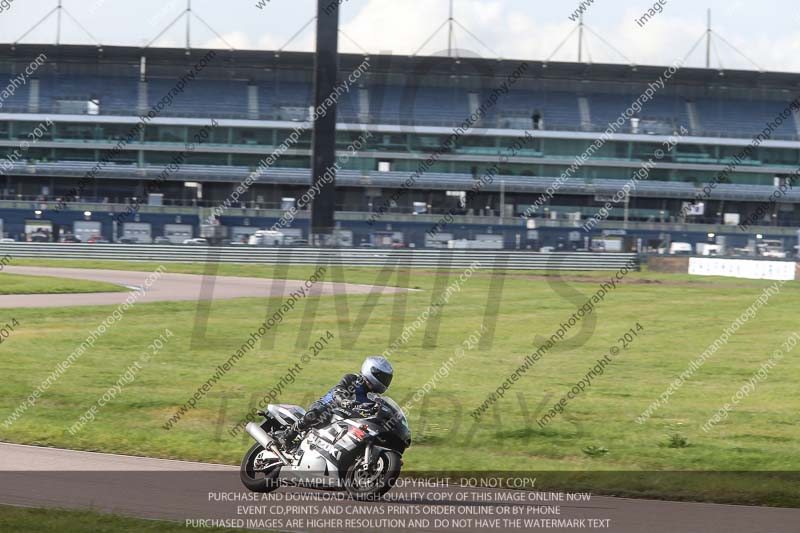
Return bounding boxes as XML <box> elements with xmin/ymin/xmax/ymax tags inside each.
<box><xmin>371</xmin><ymin>367</ymin><xmax>393</xmax><ymax>390</ymax></box>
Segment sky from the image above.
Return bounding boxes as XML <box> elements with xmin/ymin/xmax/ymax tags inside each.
<box><xmin>0</xmin><ymin>0</ymin><xmax>799</xmax><ymax>72</ymax></box>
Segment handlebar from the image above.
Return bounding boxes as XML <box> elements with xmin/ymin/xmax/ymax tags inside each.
<box><xmin>334</xmin><ymin>401</ymin><xmax>379</xmax><ymax>418</ymax></box>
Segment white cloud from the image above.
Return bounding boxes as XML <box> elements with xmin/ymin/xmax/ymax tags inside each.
<box><xmin>1</xmin><ymin>0</ymin><xmax>800</xmax><ymax>73</ymax></box>
<box><xmin>201</xmin><ymin>31</ymin><xmax>252</xmax><ymax>50</ymax></box>
<box><xmin>340</xmin><ymin>0</ymin><xmax>450</xmax><ymax>55</ymax></box>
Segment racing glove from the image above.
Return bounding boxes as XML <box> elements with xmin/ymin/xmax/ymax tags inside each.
<box><xmin>339</xmin><ymin>398</ymin><xmax>357</xmax><ymax>410</ymax></box>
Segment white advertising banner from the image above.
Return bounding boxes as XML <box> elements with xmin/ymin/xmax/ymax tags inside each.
<box><xmin>688</xmin><ymin>257</ymin><xmax>797</xmax><ymax>281</ymax></box>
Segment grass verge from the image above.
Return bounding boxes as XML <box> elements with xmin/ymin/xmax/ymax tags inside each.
<box><xmin>0</xmin><ymin>272</ymin><xmax>126</xmax><ymax>295</ymax></box>
<box><xmin>0</xmin><ymin>258</ymin><xmax>798</xmax><ymax>506</ymax></box>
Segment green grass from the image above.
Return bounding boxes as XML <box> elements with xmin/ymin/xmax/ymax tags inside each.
<box><xmin>1</xmin><ymin>258</ymin><xmax>799</xmax><ymax>506</ymax></box>
<box><xmin>0</xmin><ymin>505</ymin><xmax>263</xmax><ymax>532</ymax></box>
<box><xmin>0</xmin><ymin>272</ymin><xmax>126</xmax><ymax>295</ymax></box>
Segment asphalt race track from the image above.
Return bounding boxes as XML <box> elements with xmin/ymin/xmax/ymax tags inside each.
<box><xmin>0</xmin><ymin>266</ymin><xmax>406</xmax><ymax>308</ymax></box>
<box><xmin>0</xmin><ymin>443</ymin><xmax>798</xmax><ymax>533</ymax></box>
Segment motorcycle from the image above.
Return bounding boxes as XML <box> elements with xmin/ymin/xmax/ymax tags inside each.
<box><xmin>240</xmin><ymin>393</ymin><xmax>411</xmax><ymax>500</ymax></box>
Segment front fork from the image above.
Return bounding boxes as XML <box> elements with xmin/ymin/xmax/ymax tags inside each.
<box><xmin>363</xmin><ymin>443</ymin><xmax>399</xmax><ymax>471</ymax></box>
<box><xmin>362</xmin><ymin>443</ymin><xmax>373</xmax><ymax>471</ymax></box>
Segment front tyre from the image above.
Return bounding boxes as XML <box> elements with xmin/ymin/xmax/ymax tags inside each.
<box><xmin>240</xmin><ymin>443</ymin><xmax>281</xmax><ymax>493</ymax></box>
<box><xmin>344</xmin><ymin>450</ymin><xmax>401</xmax><ymax>501</ymax></box>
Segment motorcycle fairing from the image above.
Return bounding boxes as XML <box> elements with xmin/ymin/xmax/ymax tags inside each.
<box><xmin>267</xmin><ymin>404</ymin><xmax>305</xmax><ymax>426</ymax></box>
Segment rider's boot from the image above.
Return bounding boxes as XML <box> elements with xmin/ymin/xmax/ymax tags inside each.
<box><xmin>277</xmin><ymin>422</ymin><xmax>302</xmax><ymax>450</ymax></box>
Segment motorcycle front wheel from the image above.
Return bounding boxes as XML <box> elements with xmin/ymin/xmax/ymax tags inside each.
<box><xmin>240</xmin><ymin>443</ymin><xmax>281</xmax><ymax>493</ymax></box>
<box><xmin>344</xmin><ymin>449</ymin><xmax>401</xmax><ymax>501</ymax></box>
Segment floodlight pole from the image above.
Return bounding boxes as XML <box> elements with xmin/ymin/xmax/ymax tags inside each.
<box><xmin>447</xmin><ymin>0</ymin><xmax>454</xmax><ymax>57</ymax></box>
<box><xmin>56</xmin><ymin>0</ymin><xmax>62</xmax><ymax>45</ymax></box>
<box><xmin>186</xmin><ymin>0</ymin><xmax>192</xmax><ymax>50</ymax></box>
<box><xmin>309</xmin><ymin>0</ymin><xmax>340</xmax><ymax>245</ymax></box>
<box><xmin>705</xmin><ymin>9</ymin><xmax>711</xmax><ymax>68</ymax></box>
<box><xmin>145</xmin><ymin>0</ymin><xmax>232</xmax><ymax>50</ymax></box>
<box><xmin>578</xmin><ymin>13</ymin><xmax>584</xmax><ymax>62</ymax></box>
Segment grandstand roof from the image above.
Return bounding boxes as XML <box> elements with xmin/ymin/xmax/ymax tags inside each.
<box><xmin>1</xmin><ymin>44</ymin><xmax>800</xmax><ymax>91</ymax></box>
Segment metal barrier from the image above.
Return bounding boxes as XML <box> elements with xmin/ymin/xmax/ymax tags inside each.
<box><xmin>0</xmin><ymin>243</ymin><xmax>639</xmax><ymax>271</ymax></box>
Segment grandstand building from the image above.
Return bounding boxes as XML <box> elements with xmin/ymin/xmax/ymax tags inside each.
<box><xmin>0</xmin><ymin>44</ymin><xmax>799</xmax><ymax>252</ymax></box>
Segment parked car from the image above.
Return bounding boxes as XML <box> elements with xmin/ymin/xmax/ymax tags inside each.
<box><xmin>183</xmin><ymin>238</ymin><xmax>208</xmax><ymax>245</ymax></box>
<box><xmin>669</xmin><ymin>242</ymin><xmax>693</xmax><ymax>255</ymax></box>
<box><xmin>60</xmin><ymin>234</ymin><xmax>81</xmax><ymax>243</ymax></box>
<box><xmin>118</xmin><ymin>237</ymin><xmax>137</xmax><ymax>244</ymax></box>
<box><xmin>758</xmin><ymin>239</ymin><xmax>788</xmax><ymax>258</ymax></box>
<box><xmin>87</xmin><ymin>235</ymin><xmax>109</xmax><ymax>244</ymax></box>
<box><xmin>248</xmin><ymin>230</ymin><xmax>284</xmax><ymax>246</ymax></box>
<box><xmin>153</xmin><ymin>236</ymin><xmax>172</xmax><ymax>245</ymax></box>
<box><xmin>0</xmin><ymin>238</ymin><xmax>16</xmax><ymax>243</ymax></box>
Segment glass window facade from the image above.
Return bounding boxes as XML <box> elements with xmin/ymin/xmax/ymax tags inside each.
<box><xmin>2</xmin><ymin>118</ymin><xmax>798</xmax><ymax>192</ymax></box>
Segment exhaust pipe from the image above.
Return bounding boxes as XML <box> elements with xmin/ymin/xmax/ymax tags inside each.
<box><xmin>246</xmin><ymin>422</ymin><xmax>290</xmax><ymax>465</ymax></box>
<box><xmin>245</xmin><ymin>422</ymin><xmax>275</xmax><ymax>449</ymax></box>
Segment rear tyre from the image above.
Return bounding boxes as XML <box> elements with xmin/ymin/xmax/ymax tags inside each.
<box><xmin>240</xmin><ymin>443</ymin><xmax>281</xmax><ymax>493</ymax></box>
<box><xmin>344</xmin><ymin>450</ymin><xmax>401</xmax><ymax>501</ymax></box>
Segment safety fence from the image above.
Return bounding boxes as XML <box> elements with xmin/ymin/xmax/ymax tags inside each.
<box><xmin>0</xmin><ymin>243</ymin><xmax>639</xmax><ymax>271</ymax></box>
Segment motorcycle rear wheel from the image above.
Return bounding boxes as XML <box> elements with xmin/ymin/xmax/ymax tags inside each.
<box><xmin>240</xmin><ymin>443</ymin><xmax>281</xmax><ymax>493</ymax></box>
<box><xmin>344</xmin><ymin>450</ymin><xmax>401</xmax><ymax>501</ymax></box>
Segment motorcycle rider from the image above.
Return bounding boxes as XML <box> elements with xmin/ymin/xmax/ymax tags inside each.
<box><xmin>276</xmin><ymin>356</ymin><xmax>394</xmax><ymax>449</ymax></box>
